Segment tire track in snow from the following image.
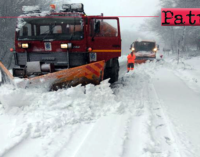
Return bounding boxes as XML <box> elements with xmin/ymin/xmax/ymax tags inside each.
<box><xmin>140</xmin><ymin>61</ymin><xmax>194</xmax><ymax>157</ymax></box>
<box><xmin>35</xmin><ymin>124</ymin><xmax>80</xmax><ymax>157</ymax></box>
<box><xmin>151</xmin><ymin>70</ymin><xmax>196</xmax><ymax>157</ymax></box>
<box><xmin>143</xmin><ymin>79</ymin><xmax>167</xmax><ymax>156</ymax></box>
<box><xmin>141</xmin><ymin>82</ymin><xmax>176</xmax><ymax>157</ymax></box>
<box><xmin>114</xmin><ymin>70</ymin><xmax>153</xmax><ymax>157</ymax></box>
<box><xmin>121</xmin><ymin>81</ymin><xmax>146</xmax><ymax>157</ymax></box>
<box><xmin>0</xmin><ymin>124</ymin><xmax>30</xmax><ymax>157</ymax></box>
<box><xmin>138</xmin><ymin>66</ymin><xmax>183</xmax><ymax>157</ymax></box>
<box><xmin>103</xmin><ymin>115</ymin><xmax>131</xmax><ymax>157</ymax></box>
<box><xmin>150</xmin><ymin>83</ymin><xmax>184</xmax><ymax>156</ymax></box>
<box><xmin>116</xmin><ymin>62</ymin><xmax>184</xmax><ymax>157</ymax></box>
<box><xmin>120</xmin><ymin>73</ymin><xmax>163</xmax><ymax>157</ymax></box>
<box><xmin>41</xmin><ymin>120</ymin><xmax>99</xmax><ymax>157</ymax></box>
<box><xmin>58</xmin><ymin>115</ymin><xmax>131</xmax><ymax>157</ymax></box>
<box><xmin>68</xmin><ymin>123</ymin><xmax>95</xmax><ymax>157</ymax></box>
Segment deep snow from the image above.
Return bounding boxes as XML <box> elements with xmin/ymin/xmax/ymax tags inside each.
<box><xmin>0</xmin><ymin>55</ymin><xmax>200</xmax><ymax>157</ymax></box>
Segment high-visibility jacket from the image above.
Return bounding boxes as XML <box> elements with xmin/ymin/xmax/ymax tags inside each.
<box><xmin>127</xmin><ymin>54</ymin><xmax>136</xmax><ymax>63</ymax></box>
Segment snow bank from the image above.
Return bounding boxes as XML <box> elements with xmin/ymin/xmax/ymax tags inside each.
<box><xmin>0</xmin><ymin>86</ymin><xmax>37</xmax><ymax>110</ymax></box>
<box><xmin>166</xmin><ymin>57</ymin><xmax>200</xmax><ymax>93</ymax></box>
<box><xmin>0</xmin><ymin>56</ymin><xmax>199</xmax><ymax>156</ymax></box>
<box><xmin>0</xmin><ymin>80</ymin><xmax>122</xmax><ymax>138</ymax></box>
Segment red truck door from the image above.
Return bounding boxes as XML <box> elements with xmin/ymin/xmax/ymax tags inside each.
<box><xmin>87</xmin><ymin>17</ymin><xmax>121</xmax><ymax>62</ymax></box>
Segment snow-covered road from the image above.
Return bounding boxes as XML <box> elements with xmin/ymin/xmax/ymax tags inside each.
<box><xmin>153</xmin><ymin>66</ymin><xmax>200</xmax><ymax>156</ymax></box>
<box><xmin>0</xmin><ymin>56</ymin><xmax>199</xmax><ymax>157</ymax></box>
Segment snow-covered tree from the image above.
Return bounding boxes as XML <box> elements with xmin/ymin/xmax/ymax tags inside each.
<box><xmin>0</xmin><ymin>0</ymin><xmax>36</xmax><ymax>68</ymax></box>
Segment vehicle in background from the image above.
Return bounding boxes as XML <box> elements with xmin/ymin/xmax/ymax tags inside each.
<box><xmin>130</xmin><ymin>40</ymin><xmax>158</xmax><ymax>64</ymax></box>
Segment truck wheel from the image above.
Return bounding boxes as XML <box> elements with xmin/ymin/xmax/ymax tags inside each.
<box><xmin>104</xmin><ymin>58</ymin><xmax>119</xmax><ymax>84</ymax></box>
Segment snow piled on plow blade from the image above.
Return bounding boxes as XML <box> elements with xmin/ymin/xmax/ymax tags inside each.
<box><xmin>1</xmin><ymin>61</ymin><xmax>105</xmax><ymax>91</ymax></box>
<box><xmin>0</xmin><ymin>79</ymin><xmax>119</xmax><ymax>126</ymax></box>
<box><xmin>18</xmin><ymin>61</ymin><xmax>105</xmax><ymax>90</ymax></box>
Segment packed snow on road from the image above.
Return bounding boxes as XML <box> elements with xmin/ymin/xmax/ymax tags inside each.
<box><xmin>0</xmin><ymin>54</ymin><xmax>200</xmax><ymax>157</ymax></box>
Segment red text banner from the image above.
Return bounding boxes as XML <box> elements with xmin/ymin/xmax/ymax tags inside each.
<box><xmin>161</xmin><ymin>8</ymin><xmax>200</xmax><ymax>26</ymax></box>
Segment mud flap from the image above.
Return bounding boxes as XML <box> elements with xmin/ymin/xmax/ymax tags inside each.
<box><xmin>18</xmin><ymin>61</ymin><xmax>105</xmax><ymax>90</ymax></box>
<box><xmin>0</xmin><ymin>62</ymin><xmax>13</xmax><ymax>85</ymax></box>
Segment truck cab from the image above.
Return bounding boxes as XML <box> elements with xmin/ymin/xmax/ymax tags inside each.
<box><xmin>12</xmin><ymin>3</ymin><xmax>121</xmax><ymax>83</ymax></box>
<box><xmin>131</xmin><ymin>40</ymin><xmax>157</xmax><ymax>64</ymax></box>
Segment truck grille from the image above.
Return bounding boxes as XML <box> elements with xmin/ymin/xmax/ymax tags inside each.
<box><xmin>15</xmin><ymin>52</ymin><xmax>88</xmax><ymax>67</ymax></box>
<box><xmin>15</xmin><ymin>52</ymin><xmax>68</xmax><ymax>66</ymax></box>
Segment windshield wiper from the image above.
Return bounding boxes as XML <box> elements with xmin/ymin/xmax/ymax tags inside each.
<box><xmin>42</xmin><ymin>23</ymin><xmax>56</xmax><ymax>41</ymax></box>
<box><xmin>69</xmin><ymin>17</ymin><xmax>75</xmax><ymax>41</ymax></box>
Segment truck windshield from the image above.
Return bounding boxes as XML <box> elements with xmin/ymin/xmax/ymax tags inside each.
<box><xmin>17</xmin><ymin>17</ymin><xmax>84</xmax><ymax>41</ymax></box>
<box><xmin>134</xmin><ymin>41</ymin><xmax>156</xmax><ymax>52</ymax></box>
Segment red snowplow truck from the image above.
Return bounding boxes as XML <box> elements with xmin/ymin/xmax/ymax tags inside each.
<box><xmin>0</xmin><ymin>4</ymin><xmax>121</xmax><ymax>89</ymax></box>
<box><xmin>130</xmin><ymin>40</ymin><xmax>158</xmax><ymax>64</ymax></box>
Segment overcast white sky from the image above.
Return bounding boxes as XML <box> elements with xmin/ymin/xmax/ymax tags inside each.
<box><xmin>70</xmin><ymin>0</ymin><xmax>161</xmax><ymax>31</ymax></box>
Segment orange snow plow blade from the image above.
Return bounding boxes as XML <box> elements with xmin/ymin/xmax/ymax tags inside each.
<box><xmin>135</xmin><ymin>53</ymin><xmax>156</xmax><ymax>64</ymax></box>
<box><xmin>135</xmin><ymin>60</ymin><xmax>147</xmax><ymax>64</ymax></box>
<box><xmin>135</xmin><ymin>58</ymin><xmax>157</xmax><ymax>64</ymax></box>
<box><xmin>0</xmin><ymin>62</ymin><xmax>13</xmax><ymax>85</ymax></box>
<box><xmin>18</xmin><ymin>61</ymin><xmax>105</xmax><ymax>90</ymax></box>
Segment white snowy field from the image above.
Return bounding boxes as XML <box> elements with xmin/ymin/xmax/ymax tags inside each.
<box><xmin>0</xmin><ymin>55</ymin><xmax>200</xmax><ymax>157</ymax></box>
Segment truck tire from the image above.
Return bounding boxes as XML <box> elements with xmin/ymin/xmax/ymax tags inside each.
<box><xmin>104</xmin><ymin>58</ymin><xmax>119</xmax><ymax>84</ymax></box>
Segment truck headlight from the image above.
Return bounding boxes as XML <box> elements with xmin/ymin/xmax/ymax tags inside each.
<box><xmin>22</xmin><ymin>43</ymin><xmax>29</xmax><ymax>48</ymax></box>
<box><xmin>153</xmin><ymin>48</ymin><xmax>157</xmax><ymax>52</ymax></box>
<box><xmin>131</xmin><ymin>47</ymin><xmax>135</xmax><ymax>51</ymax></box>
<box><xmin>61</xmin><ymin>43</ymin><xmax>72</xmax><ymax>49</ymax></box>
<box><xmin>61</xmin><ymin>44</ymin><xmax>68</xmax><ymax>49</ymax></box>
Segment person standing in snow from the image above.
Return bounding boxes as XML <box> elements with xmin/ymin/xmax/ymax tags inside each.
<box><xmin>127</xmin><ymin>50</ymin><xmax>136</xmax><ymax>72</ymax></box>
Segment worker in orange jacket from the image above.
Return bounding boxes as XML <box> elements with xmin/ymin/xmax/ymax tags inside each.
<box><xmin>127</xmin><ymin>50</ymin><xmax>136</xmax><ymax>72</ymax></box>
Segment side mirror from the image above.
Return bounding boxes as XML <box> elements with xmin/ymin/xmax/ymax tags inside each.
<box><xmin>157</xmin><ymin>44</ymin><xmax>160</xmax><ymax>50</ymax></box>
<box><xmin>95</xmin><ymin>21</ymin><xmax>100</xmax><ymax>34</ymax></box>
<box><xmin>130</xmin><ymin>44</ymin><xmax>132</xmax><ymax>50</ymax></box>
